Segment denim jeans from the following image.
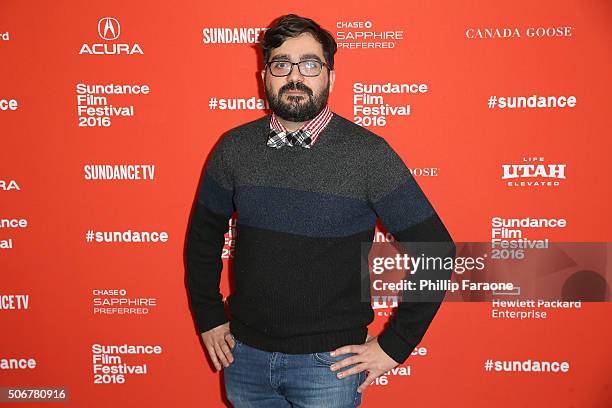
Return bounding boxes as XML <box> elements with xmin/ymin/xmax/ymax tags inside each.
<box><xmin>223</xmin><ymin>337</ymin><xmax>367</xmax><ymax>407</ymax></box>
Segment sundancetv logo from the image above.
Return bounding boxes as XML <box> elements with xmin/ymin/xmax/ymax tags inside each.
<box><xmin>79</xmin><ymin>17</ymin><xmax>143</xmax><ymax>55</ymax></box>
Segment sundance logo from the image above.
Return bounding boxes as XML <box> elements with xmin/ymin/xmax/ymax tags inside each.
<box><xmin>202</xmin><ymin>27</ymin><xmax>267</xmax><ymax>44</ymax></box>
<box><xmin>79</xmin><ymin>17</ymin><xmax>143</xmax><ymax>55</ymax></box>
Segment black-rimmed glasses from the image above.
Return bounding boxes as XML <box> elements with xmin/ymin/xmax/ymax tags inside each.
<box><xmin>266</xmin><ymin>60</ymin><xmax>328</xmax><ymax>77</ymax></box>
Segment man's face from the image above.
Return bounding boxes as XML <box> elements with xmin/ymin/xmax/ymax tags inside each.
<box><xmin>261</xmin><ymin>32</ymin><xmax>336</xmax><ymax>122</ymax></box>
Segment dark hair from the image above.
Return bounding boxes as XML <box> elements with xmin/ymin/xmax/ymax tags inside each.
<box><xmin>262</xmin><ymin>14</ymin><xmax>337</xmax><ymax>70</ymax></box>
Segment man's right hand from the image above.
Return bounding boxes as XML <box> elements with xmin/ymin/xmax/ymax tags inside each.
<box><xmin>201</xmin><ymin>322</ymin><xmax>236</xmax><ymax>371</ymax></box>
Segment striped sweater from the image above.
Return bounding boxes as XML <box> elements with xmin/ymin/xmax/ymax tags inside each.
<box><xmin>185</xmin><ymin>112</ymin><xmax>455</xmax><ymax>364</ymax></box>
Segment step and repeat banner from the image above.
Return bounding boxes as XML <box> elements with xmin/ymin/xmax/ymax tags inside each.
<box><xmin>1</xmin><ymin>0</ymin><xmax>611</xmax><ymax>407</ymax></box>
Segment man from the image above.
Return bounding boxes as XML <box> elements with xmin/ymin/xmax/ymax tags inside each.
<box><xmin>185</xmin><ymin>14</ymin><xmax>455</xmax><ymax>407</ymax></box>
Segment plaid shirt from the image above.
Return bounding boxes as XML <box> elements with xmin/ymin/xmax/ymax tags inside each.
<box><xmin>267</xmin><ymin>105</ymin><xmax>333</xmax><ymax>148</ymax></box>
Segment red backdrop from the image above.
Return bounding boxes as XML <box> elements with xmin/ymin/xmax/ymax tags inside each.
<box><xmin>1</xmin><ymin>0</ymin><xmax>611</xmax><ymax>406</ymax></box>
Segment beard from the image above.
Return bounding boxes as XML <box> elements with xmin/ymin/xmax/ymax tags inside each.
<box><xmin>265</xmin><ymin>80</ymin><xmax>329</xmax><ymax>122</ymax></box>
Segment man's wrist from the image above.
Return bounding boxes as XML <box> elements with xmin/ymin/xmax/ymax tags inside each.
<box><xmin>196</xmin><ymin>305</ymin><xmax>229</xmax><ymax>333</ymax></box>
<box><xmin>377</xmin><ymin>327</ymin><xmax>415</xmax><ymax>365</ymax></box>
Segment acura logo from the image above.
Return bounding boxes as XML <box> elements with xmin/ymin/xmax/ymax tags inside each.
<box><xmin>98</xmin><ymin>17</ymin><xmax>120</xmax><ymax>41</ymax></box>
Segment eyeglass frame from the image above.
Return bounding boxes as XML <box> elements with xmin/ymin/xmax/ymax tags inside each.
<box><xmin>264</xmin><ymin>59</ymin><xmax>330</xmax><ymax>77</ymax></box>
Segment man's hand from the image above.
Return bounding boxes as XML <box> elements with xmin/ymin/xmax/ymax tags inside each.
<box><xmin>329</xmin><ymin>335</ymin><xmax>399</xmax><ymax>393</ymax></box>
<box><xmin>201</xmin><ymin>322</ymin><xmax>235</xmax><ymax>371</ymax></box>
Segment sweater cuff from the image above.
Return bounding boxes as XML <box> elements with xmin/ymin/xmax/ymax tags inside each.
<box><xmin>194</xmin><ymin>303</ymin><xmax>229</xmax><ymax>334</ymax></box>
<box><xmin>377</xmin><ymin>326</ymin><xmax>416</xmax><ymax>365</ymax></box>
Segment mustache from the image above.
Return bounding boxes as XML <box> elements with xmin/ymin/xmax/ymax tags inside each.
<box><xmin>279</xmin><ymin>82</ymin><xmax>312</xmax><ymax>96</ymax></box>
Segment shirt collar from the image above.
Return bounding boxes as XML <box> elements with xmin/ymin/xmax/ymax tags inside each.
<box><xmin>269</xmin><ymin>105</ymin><xmax>333</xmax><ymax>146</ymax></box>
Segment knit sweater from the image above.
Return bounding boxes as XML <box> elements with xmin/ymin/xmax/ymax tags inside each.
<box><xmin>185</xmin><ymin>112</ymin><xmax>455</xmax><ymax>364</ymax></box>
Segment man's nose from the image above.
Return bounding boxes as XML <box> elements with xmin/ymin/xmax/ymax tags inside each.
<box><xmin>287</xmin><ymin>63</ymin><xmax>305</xmax><ymax>83</ymax></box>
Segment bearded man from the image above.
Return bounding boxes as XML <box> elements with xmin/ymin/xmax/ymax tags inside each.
<box><xmin>185</xmin><ymin>13</ymin><xmax>455</xmax><ymax>408</ymax></box>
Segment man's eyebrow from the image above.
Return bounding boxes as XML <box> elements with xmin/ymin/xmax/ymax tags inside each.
<box><xmin>270</xmin><ymin>54</ymin><xmax>290</xmax><ymax>61</ymax></box>
<box><xmin>270</xmin><ymin>53</ymin><xmax>323</xmax><ymax>62</ymax></box>
<box><xmin>299</xmin><ymin>53</ymin><xmax>323</xmax><ymax>61</ymax></box>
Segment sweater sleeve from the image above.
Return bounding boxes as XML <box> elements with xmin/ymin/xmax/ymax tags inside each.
<box><xmin>367</xmin><ymin>138</ymin><xmax>456</xmax><ymax>365</ymax></box>
<box><xmin>185</xmin><ymin>136</ymin><xmax>235</xmax><ymax>334</ymax></box>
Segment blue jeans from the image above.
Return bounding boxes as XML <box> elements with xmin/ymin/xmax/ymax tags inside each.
<box><xmin>224</xmin><ymin>337</ymin><xmax>367</xmax><ymax>407</ymax></box>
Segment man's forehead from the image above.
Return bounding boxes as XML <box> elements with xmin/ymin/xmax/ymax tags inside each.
<box><xmin>269</xmin><ymin>33</ymin><xmax>324</xmax><ymax>60</ymax></box>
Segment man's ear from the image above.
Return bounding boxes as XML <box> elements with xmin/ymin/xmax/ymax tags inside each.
<box><xmin>328</xmin><ymin>69</ymin><xmax>336</xmax><ymax>93</ymax></box>
<box><xmin>260</xmin><ymin>69</ymin><xmax>266</xmax><ymax>83</ymax></box>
